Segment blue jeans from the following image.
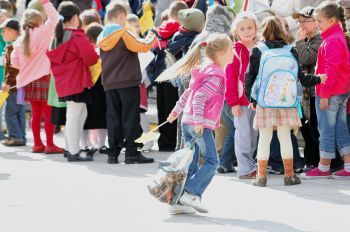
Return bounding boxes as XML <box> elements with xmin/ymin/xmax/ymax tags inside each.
<box><xmin>5</xmin><ymin>92</ymin><xmax>26</xmax><ymax>142</ymax></box>
<box><xmin>182</xmin><ymin>123</ymin><xmax>219</xmax><ymax>197</ymax></box>
<box><xmin>219</xmin><ymin>102</ymin><xmax>236</xmax><ymax>169</ymax></box>
<box><xmin>316</xmin><ymin>94</ymin><xmax>350</xmax><ymax>159</ymax></box>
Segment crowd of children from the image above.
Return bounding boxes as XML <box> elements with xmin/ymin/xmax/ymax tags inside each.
<box><xmin>0</xmin><ymin>0</ymin><xmax>349</xmax><ymax>215</ymax></box>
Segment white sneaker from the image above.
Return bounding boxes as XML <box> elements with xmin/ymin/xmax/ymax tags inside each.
<box><xmin>141</xmin><ymin>142</ymin><xmax>154</xmax><ymax>152</ymax></box>
<box><xmin>168</xmin><ymin>204</ymin><xmax>196</xmax><ymax>215</ymax></box>
<box><xmin>179</xmin><ymin>192</ymin><xmax>208</xmax><ymax>213</ymax></box>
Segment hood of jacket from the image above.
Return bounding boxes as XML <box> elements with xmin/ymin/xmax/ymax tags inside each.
<box><xmin>190</xmin><ymin>63</ymin><xmax>226</xmax><ymax>89</ymax></box>
<box><xmin>97</xmin><ymin>24</ymin><xmax>124</xmax><ymax>51</ymax></box>
<box><xmin>47</xmin><ymin>28</ymin><xmax>85</xmax><ymax>65</ymax></box>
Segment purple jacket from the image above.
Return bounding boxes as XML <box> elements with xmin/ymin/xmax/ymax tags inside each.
<box><xmin>171</xmin><ymin>64</ymin><xmax>226</xmax><ymax>130</ymax></box>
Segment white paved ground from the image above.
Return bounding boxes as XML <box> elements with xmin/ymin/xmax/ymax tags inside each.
<box><xmin>1</xmin><ymin>131</ymin><xmax>350</xmax><ymax>232</ymax></box>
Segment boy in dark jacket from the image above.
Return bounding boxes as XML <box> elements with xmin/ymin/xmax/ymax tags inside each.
<box><xmin>1</xmin><ymin>18</ymin><xmax>26</xmax><ymax>146</ymax></box>
<box><xmin>97</xmin><ymin>2</ymin><xmax>156</xmax><ymax>164</ymax></box>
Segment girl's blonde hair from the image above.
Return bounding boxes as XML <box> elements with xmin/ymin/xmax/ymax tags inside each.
<box><xmin>177</xmin><ymin>33</ymin><xmax>232</xmax><ymax>75</ymax></box>
<box><xmin>231</xmin><ymin>11</ymin><xmax>259</xmax><ymax>42</ymax></box>
<box><xmin>22</xmin><ymin>9</ymin><xmax>43</xmax><ymax>57</ymax></box>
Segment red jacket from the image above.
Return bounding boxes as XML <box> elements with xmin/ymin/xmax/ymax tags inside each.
<box><xmin>225</xmin><ymin>41</ymin><xmax>250</xmax><ymax>107</ymax></box>
<box><xmin>47</xmin><ymin>29</ymin><xmax>98</xmax><ymax>97</ymax></box>
<box><xmin>315</xmin><ymin>23</ymin><xmax>350</xmax><ymax>99</ymax></box>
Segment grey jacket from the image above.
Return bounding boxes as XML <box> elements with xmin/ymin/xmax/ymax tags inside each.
<box><xmin>295</xmin><ymin>33</ymin><xmax>322</xmax><ymax>96</ymax></box>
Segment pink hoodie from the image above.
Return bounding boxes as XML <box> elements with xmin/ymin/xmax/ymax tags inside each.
<box><xmin>12</xmin><ymin>2</ymin><xmax>59</xmax><ymax>88</ymax></box>
<box><xmin>225</xmin><ymin>41</ymin><xmax>250</xmax><ymax>107</ymax></box>
<box><xmin>171</xmin><ymin>64</ymin><xmax>226</xmax><ymax>130</ymax></box>
<box><xmin>315</xmin><ymin>23</ymin><xmax>350</xmax><ymax>99</ymax></box>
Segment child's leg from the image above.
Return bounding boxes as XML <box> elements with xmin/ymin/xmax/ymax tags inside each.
<box><xmin>234</xmin><ymin>106</ymin><xmax>257</xmax><ymax>177</ymax></box>
<box><xmin>80</xmin><ymin>130</ymin><xmax>92</xmax><ymax>148</ymax></box>
<box><xmin>183</xmin><ymin>125</ymin><xmax>218</xmax><ymax>197</ymax></box>
<box><xmin>276</xmin><ymin>125</ymin><xmax>294</xmax><ymax>177</ymax></box>
<box><xmin>30</xmin><ymin>101</ymin><xmax>44</xmax><ymax>146</ymax></box>
<box><xmin>140</xmin><ymin>112</ymin><xmax>150</xmax><ymax>133</ymax></box>
<box><xmin>257</xmin><ymin>126</ymin><xmax>274</xmax><ymax>177</ymax></box>
<box><xmin>42</xmin><ymin>102</ymin><xmax>55</xmax><ymax>147</ymax></box>
<box><xmin>105</xmin><ymin>90</ymin><xmax>123</xmax><ymax>157</ymax></box>
<box><xmin>219</xmin><ymin>104</ymin><xmax>236</xmax><ymax>171</ymax></box>
<box><xmin>182</xmin><ymin>124</ymin><xmax>199</xmax><ymax>183</ymax></box>
<box><xmin>65</xmin><ymin>101</ymin><xmax>87</xmax><ymax>154</ymax></box>
<box><xmin>18</xmin><ymin>103</ymin><xmax>27</xmax><ymax>142</ymax></box>
<box><xmin>315</xmin><ymin>96</ymin><xmax>337</xmax><ymax>167</ymax></box>
<box><xmin>335</xmin><ymin>95</ymin><xmax>350</xmax><ymax>163</ymax></box>
<box><xmin>96</xmin><ymin>129</ymin><xmax>107</xmax><ymax>148</ymax></box>
<box><xmin>5</xmin><ymin>93</ymin><xmax>21</xmax><ymax>140</ymax></box>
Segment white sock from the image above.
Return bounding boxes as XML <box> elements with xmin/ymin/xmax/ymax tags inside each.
<box><xmin>318</xmin><ymin>163</ymin><xmax>330</xmax><ymax>172</ymax></box>
<box><xmin>344</xmin><ymin>163</ymin><xmax>350</xmax><ymax>172</ymax></box>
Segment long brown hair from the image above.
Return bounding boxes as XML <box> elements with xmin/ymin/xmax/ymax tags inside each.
<box><xmin>21</xmin><ymin>9</ymin><xmax>43</xmax><ymax>57</ymax></box>
<box><xmin>260</xmin><ymin>16</ymin><xmax>290</xmax><ymax>44</ymax></box>
<box><xmin>315</xmin><ymin>1</ymin><xmax>350</xmax><ymax>50</ymax></box>
<box><xmin>177</xmin><ymin>33</ymin><xmax>232</xmax><ymax>75</ymax></box>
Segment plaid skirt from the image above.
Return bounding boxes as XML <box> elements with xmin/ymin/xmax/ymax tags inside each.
<box><xmin>254</xmin><ymin>106</ymin><xmax>302</xmax><ymax>129</ymax></box>
<box><xmin>24</xmin><ymin>75</ymin><xmax>50</xmax><ymax>102</ymax></box>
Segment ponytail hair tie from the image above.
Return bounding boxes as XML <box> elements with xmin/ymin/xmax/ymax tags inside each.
<box><xmin>201</xmin><ymin>41</ymin><xmax>207</xmax><ymax>47</ymax></box>
<box><xmin>59</xmin><ymin>15</ymin><xmax>64</xmax><ymax>21</ymax></box>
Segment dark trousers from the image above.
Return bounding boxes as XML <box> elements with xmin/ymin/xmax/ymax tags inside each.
<box><xmin>105</xmin><ymin>87</ymin><xmax>141</xmax><ymax>157</ymax></box>
<box><xmin>156</xmin><ymin>82</ymin><xmax>178</xmax><ymax>150</ymax></box>
<box><xmin>300</xmin><ymin>97</ymin><xmax>320</xmax><ymax>166</ymax></box>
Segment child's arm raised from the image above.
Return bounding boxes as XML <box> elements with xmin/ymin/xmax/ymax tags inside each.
<box><xmin>35</xmin><ymin>0</ymin><xmax>59</xmax><ymax>37</ymax></box>
<box><xmin>123</xmin><ymin>30</ymin><xmax>156</xmax><ymax>53</ymax></box>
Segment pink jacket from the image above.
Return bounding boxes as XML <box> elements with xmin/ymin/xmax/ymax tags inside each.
<box><xmin>225</xmin><ymin>42</ymin><xmax>250</xmax><ymax>107</ymax></box>
<box><xmin>12</xmin><ymin>2</ymin><xmax>59</xmax><ymax>88</ymax></box>
<box><xmin>171</xmin><ymin>64</ymin><xmax>226</xmax><ymax>130</ymax></box>
<box><xmin>315</xmin><ymin>23</ymin><xmax>350</xmax><ymax>99</ymax></box>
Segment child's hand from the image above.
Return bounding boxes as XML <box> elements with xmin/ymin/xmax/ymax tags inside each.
<box><xmin>167</xmin><ymin>114</ymin><xmax>177</xmax><ymax>123</ymax></box>
<box><xmin>319</xmin><ymin>74</ymin><xmax>328</xmax><ymax>84</ymax></box>
<box><xmin>194</xmin><ymin>125</ymin><xmax>204</xmax><ymax>135</ymax></box>
<box><xmin>250</xmin><ymin>103</ymin><xmax>256</xmax><ymax>110</ymax></box>
<box><xmin>231</xmin><ymin>105</ymin><xmax>242</xmax><ymax>117</ymax></box>
<box><xmin>320</xmin><ymin>98</ymin><xmax>329</xmax><ymax>110</ymax></box>
<box><xmin>296</xmin><ymin>28</ymin><xmax>306</xmax><ymax>41</ymax></box>
<box><xmin>2</xmin><ymin>84</ymin><xmax>10</xmax><ymax>92</ymax></box>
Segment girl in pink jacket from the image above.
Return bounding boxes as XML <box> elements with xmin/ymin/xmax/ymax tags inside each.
<box><xmin>221</xmin><ymin>12</ymin><xmax>259</xmax><ymax>178</ymax></box>
<box><xmin>12</xmin><ymin>0</ymin><xmax>63</xmax><ymax>154</ymax></box>
<box><xmin>167</xmin><ymin>33</ymin><xmax>233</xmax><ymax>214</ymax></box>
<box><xmin>301</xmin><ymin>1</ymin><xmax>350</xmax><ymax>179</ymax></box>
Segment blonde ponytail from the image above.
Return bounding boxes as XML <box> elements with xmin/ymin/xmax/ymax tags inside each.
<box><xmin>21</xmin><ymin>9</ymin><xmax>43</xmax><ymax>57</ymax></box>
<box><xmin>177</xmin><ymin>33</ymin><xmax>232</xmax><ymax>75</ymax></box>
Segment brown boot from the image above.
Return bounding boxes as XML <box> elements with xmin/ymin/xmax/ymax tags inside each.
<box><xmin>252</xmin><ymin>160</ymin><xmax>268</xmax><ymax>187</ymax></box>
<box><xmin>283</xmin><ymin>158</ymin><xmax>301</xmax><ymax>186</ymax></box>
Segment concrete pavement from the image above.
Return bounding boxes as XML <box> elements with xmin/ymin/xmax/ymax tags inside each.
<box><xmin>0</xmin><ymin>131</ymin><xmax>350</xmax><ymax>232</ymax></box>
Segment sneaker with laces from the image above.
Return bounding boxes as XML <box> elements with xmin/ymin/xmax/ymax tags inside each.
<box><xmin>300</xmin><ymin>168</ymin><xmax>330</xmax><ymax>179</ymax></box>
<box><xmin>168</xmin><ymin>204</ymin><xmax>196</xmax><ymax>215</ymax></box>
<box><xmin>179</xmin><ymin>191</ymin><xmax>208</xmax><ymax>213</ymax></box>
<box><xmin>332</xmin><ymin>169</ymin><xmax>350</xmax><ymax>179</ymax></box>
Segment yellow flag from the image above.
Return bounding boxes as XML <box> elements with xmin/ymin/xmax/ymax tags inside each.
<box><xmin>139</xmin><ymin>1</ymin><xmax>154</xmax><ymax>35</ymax></box>
<box><xmin>0</xmin><ymin>91</ymin><xmax>9</xmax><ymax>107</ymax></box>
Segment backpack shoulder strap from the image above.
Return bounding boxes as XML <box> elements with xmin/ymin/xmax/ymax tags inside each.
<box><xmin>256</xmin><ymin>42</ymin><xmax>269</xmax><ymax>53</ymax></box>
